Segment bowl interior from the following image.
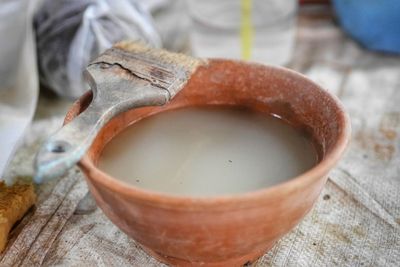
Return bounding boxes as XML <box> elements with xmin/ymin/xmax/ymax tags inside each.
<box><xmin>68</xmin><ymin>59</ymin><xmax>349</xmax><ymax>197</ymax></box>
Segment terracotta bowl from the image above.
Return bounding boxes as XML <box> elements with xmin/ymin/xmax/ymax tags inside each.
<box><xmin>65</xmin><ymin>60</ymin><xmax>350</xmax><ymax>266</ymax></box>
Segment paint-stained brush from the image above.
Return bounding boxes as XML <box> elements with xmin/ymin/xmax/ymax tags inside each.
<box><xmin>34</xmin><ymin>41</ymin><xmax>205</xmax><ymax>183</ymax></box>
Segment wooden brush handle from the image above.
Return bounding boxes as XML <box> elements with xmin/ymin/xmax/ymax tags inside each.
<box><xmin>35</xmin><ymin>41</ymin><xmax>204</xmax><ymax>183</ymax></box>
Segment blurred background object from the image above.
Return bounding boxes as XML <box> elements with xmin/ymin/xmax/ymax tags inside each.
<box><xmin>0</xmin><ymin>0</ymin><xmax>39</xmax><ymax>180</ymax></box>
<box><xmin>34</xmin><ymin>0</ymin><xmax>161</xmax><ymax>100</ymax></box>
<box><xmin>332</xmin><ymin>0</ymin><xmax>400</xmax><ymax>54</ymax></box>
<box><xmin>0</xmin><ymin>0</ymin><xmax>29</xmax><ymax>90</ymax></box>
<box><xmin>144</xmin><ymin>0</ymin><xmax>190</xmax><ymax>53</ymax></box>
<box><xmin>187</xmin><ymin>0</ymin><xmax>298</xmax><ymax>66</ymax></box>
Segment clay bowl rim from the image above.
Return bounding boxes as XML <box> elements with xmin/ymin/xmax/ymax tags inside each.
<box><xmin>75</xmin><ymin>60</ymin><xmax>351</xmax><ymax>210</ymax></box>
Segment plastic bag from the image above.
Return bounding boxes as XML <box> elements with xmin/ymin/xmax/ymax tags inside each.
<box><xmin>34</xmin><ymin>0</ymin><xmax>161</xmax><ymax>99</ymax></box>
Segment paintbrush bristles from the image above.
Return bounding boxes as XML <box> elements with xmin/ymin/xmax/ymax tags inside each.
<box><xmin>90</xmin><ymin>40</ymin><xmax>207</xmax><ymax>97</ymax></box>
<box><xmin>114</xmin><ymin>41</ymin><xmax>205</xmax><ymax>73</ymax></box>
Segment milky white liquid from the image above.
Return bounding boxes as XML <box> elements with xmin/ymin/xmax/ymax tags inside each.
<box><xmin>98</xmin><ymin>107</ymin><xmax>317</xmax><ymax>197</ymax></box>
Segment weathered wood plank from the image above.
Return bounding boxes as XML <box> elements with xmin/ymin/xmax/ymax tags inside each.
<box><xmin>0</xmin><ymin>170</ymin><xmax>85</xmax><ymax>266</ymax></box>
<box><xmin>20</xmin><ymin>176</ymin><xmax>88</xmax><ymax>266</ymax></box>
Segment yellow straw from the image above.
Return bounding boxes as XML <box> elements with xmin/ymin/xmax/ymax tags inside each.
<box><xmin>240</xmin><ymin>0</ymin><xmax>253</xmax><ymax>60</ymax></box>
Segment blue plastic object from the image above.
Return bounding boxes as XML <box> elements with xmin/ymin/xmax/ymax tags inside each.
<box><xmin>333</xmin><ymin>0</ymin><xmax>400</xmax><ymax>54</ymax></box>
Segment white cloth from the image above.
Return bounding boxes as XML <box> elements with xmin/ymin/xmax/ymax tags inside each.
<box><xmin>0</xmin><ymin>0</ymin><xmax>39</xmax><ymax>181</ymax></box>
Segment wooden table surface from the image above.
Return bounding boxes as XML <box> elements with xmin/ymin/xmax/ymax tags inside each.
<box><xmin>1</xmin><ymin>11</ymin><xmax>399</xmax><ymax>267</ymax></box>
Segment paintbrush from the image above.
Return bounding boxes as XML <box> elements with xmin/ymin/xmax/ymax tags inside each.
<box><xmin>34</xmin><ymin>41</ymin><xmax>205</xmax><ymax>183</ymax></box>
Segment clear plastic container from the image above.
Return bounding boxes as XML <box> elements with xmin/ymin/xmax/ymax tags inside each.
<box><xmin>187</xmin><ymin>0</ymin><xmax>297</xmax><ymax>66</ymax></box>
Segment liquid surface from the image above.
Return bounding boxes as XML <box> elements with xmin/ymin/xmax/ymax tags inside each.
<box><xmin>99</xmin><ymin>107</ymin><xmax>317</xmax><ymax>196</ymax></box>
